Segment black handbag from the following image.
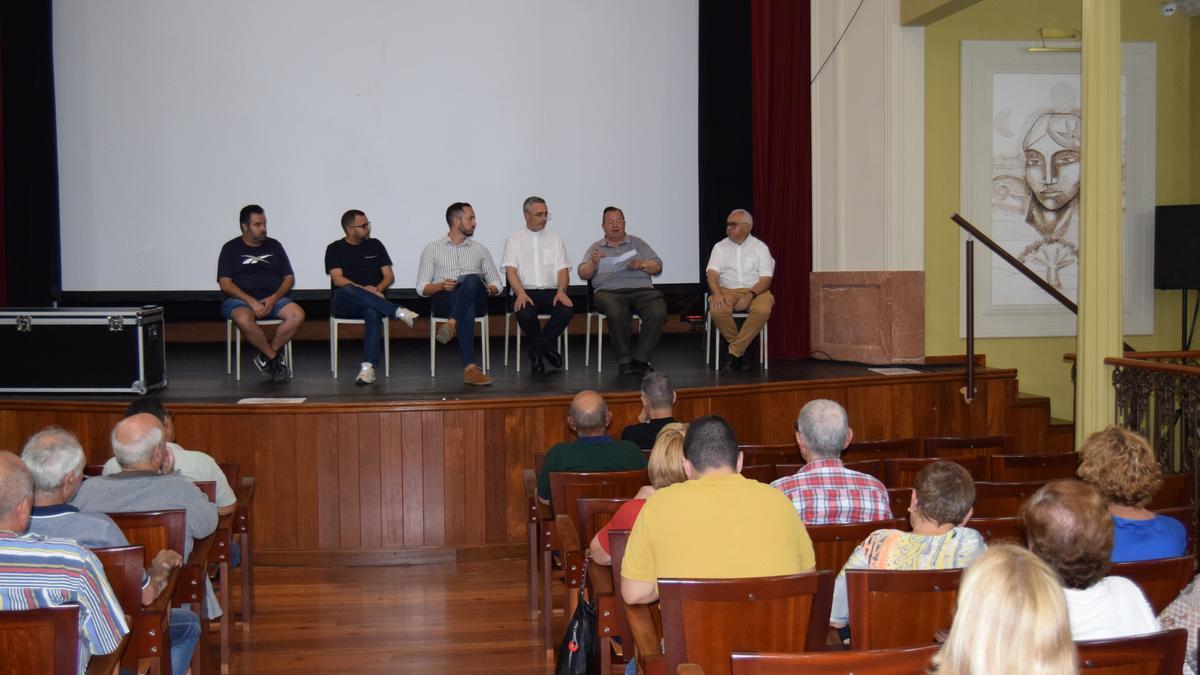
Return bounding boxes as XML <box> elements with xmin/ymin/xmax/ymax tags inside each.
<box><xmin>555</xmin><ymin>553</ymin><xmax>597</xmax><ymax>675</ymax></box>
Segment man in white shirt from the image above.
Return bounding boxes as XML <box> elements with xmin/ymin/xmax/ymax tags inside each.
<box><xmin>500</xmin><ymin>197</ymin><xmax>573</xmax><ymax>374</ymax></box>
<box><xmin>705</xmin><ymin>209</ymin><xmax>775</xmax><ymax>371</ymax></box>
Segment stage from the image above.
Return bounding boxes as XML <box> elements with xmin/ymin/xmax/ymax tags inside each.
<box><xmin>0</xmin><ymin>333</ymin><xmax>1062</xmax><ymax>565</ymax></box>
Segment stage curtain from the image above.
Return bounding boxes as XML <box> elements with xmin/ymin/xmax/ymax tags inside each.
<box><xmin>750</xmin><ymin>0</ymin><xmax>812</xmax><ymax>358</ymax></box>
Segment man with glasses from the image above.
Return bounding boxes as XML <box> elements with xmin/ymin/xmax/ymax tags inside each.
<box><xmin>500</xmin><ymin>196</ymin><xmax>573</xmax><ymax>374</ymax></box>
<box><xmin>706</xmin><ymin>208</ymin><xmax>774</xmax><ymax>371</ymax></box>
<box><xmin>324</xmin><ymin>209</ymin><xmax>419</xmax><ymax>385</ymax></box>
<box><xmin>578</xmin><ymin>206</ymin><xmax>666</xmax><ymax>376</ymax></box>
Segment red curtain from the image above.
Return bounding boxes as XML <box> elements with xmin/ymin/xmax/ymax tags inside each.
<box><xmin>0</xmin><ymin>38</ymin><xmax>6</xmax><ymax>306</ymax></box>
<box><xmin>750</xmin><ymin>0</ymin><xmax>812</xmax><ymax>358</ymax></box>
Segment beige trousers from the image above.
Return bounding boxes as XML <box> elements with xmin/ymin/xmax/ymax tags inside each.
<box><xmin>709</xmin><ymin>288</ymin><xmax>774</xmax><ymax>357</ymax></box>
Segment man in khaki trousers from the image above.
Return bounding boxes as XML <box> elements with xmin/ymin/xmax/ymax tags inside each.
<box><xmin>706</xmin><ymin>209</ymin><xmax>774</xmax><ymax>371</ymax></box>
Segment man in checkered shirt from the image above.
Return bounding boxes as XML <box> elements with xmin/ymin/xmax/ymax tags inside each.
<box><xmin>770</xmin><ymin>399</ymin><xmax>892</xmax><ymax>524</ymax></box>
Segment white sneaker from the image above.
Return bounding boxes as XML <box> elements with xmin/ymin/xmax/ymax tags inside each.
<box><xmin>355</xmin><ymin>362</ymin><xmax>376</xmax><ymax>385</ymax></box>
<box><xmin>395</xmin><ymin>306</ymin><xmax>418</xmax><ymax>328</ymax></box>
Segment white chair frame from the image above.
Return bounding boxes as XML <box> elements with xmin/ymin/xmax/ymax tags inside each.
<box><xmin>329</xmin><ymin>316</ymin><xmax>390</xmax><ymax>379</ymax></box>
<box><xmin>430</xmin><ymin>316</ymin><xmax>490</xmax><ymax>377</ymax></box>
<box><xmin>503</xmin><ymin>313</ymin><xmax>569</xmax><ymax>372</ymax></box>
<box><xmin>226</xmin><ymin>319</ymin><xmax>294</xmax><ymax>380</ymax></box>
<box><xmin>584</xmin><ymin>312</ymin><xmax>640</xmax><ymax>373</ymax></box>
<box><xmin>703</xmin><ymin>292</ymin><xmax>769</xmax><ymax>371</ymax></box>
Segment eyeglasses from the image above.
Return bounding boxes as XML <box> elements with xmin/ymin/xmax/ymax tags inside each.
<box><xmin>350</xmin><ymin>221</ymin><xmax>371</xmax><ymax>230</ymax></box>
<box><xmin>604</xmin><ymin>219</ymin><xmax>625</xmax><ymax>225</ymax></box>
<box><xmin>529</xmin><ymin>212</ymin><xmax>552</xmax><ymax>221</ymax></box>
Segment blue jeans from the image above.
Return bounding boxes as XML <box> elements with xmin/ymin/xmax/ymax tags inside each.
<box><xmin>220</xmin><ymin>296</ymin><xmax>294</xmax><ymax>320</ymax></box>
<box><xmin>330</xmin><ymin>286</ymin><xmax>400</xmax><ymax>366</ymax></box>
<box><xmin>431</xmin><ymin>274</ymin><xmax>488</xmax><ymax>367</ymax></box>
<box><xmin>170</xmin><ymin>608</ymin><xmax>201</xmax><ymax>675</ymax></box>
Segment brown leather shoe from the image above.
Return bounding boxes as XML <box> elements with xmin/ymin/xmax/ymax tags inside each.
<box><xmin>436</xmin><ymin>319</ymin><xmax>457</xmax><ymax>344</ymax></box>
<box><xmin>463</xmin><ymin>364</ymin><xmax>492</xmax><ymax>386</ymax></box>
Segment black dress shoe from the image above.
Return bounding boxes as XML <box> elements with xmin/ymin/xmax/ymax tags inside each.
<box><xmin>544</xmin><ymin>349</ymin><xmax>563</xmax><ymax>369</ymax></box>
<box><xmin>724</xmin><ymin>355</ymin><xmax>747</xmax><ymax>372</ymax></box>
<box><xmin>531</xmin><ymin>355</ymin><xmax>546</xmax><ymax>374</ymax></box>
<box><xmin>618</xmin><ymin>361</ymin><xmax>641</xmax><ymax>375</ymax></box>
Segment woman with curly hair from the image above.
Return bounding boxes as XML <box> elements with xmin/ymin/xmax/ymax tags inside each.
<box><xmin>1022</xmin><ymin>479</ymin><xmax>1160</xmax><ymax>639</ymax></box>
<box><xmin>1076</xmin><ymin>426</ymin><xmax>1187</xmax><ymax>562</ymax></box>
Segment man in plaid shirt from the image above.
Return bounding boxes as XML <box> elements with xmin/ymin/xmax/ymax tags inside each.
<box><xmin>770</xmin><ymin>399</ymin><xmax>892</xmax><ymax>524</ymax></box>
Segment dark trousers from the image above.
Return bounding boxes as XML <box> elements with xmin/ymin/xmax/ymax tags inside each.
<box><xmin>593</xmin><ymin>287</ymin><xmax>667</xmax><ymax>364</ymax></box>
<box><xmin>431</xmin><ymin>274</ymin><xmax>488</xmax><ymax>366</ymax></box>
<box><xmin>515</xmin><ymin>289</ymin><xmax>573</xmax><ymax>359</ymax></box>
<box><xmin>330</xmin><ymin>286</ymin><xmax>398</xmax><ymax>366</ymax></box>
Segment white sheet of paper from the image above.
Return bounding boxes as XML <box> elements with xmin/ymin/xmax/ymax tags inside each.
<box><xmin>867</xmin><ymin>367</ymin><xmax>921</xmax><ymax>376</ymax></box>
<box><xmin>598</xmin><ymin>250</ymin><xmax>637</xmax><ymax>273</ymax></box>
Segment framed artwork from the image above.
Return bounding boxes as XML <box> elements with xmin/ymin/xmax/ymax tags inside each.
<box><xmin>959</xmin><ymin>41</ymin><xmax>1156</xmax><ymax>337</ymax></box>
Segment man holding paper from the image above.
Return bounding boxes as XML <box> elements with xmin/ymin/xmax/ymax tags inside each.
<box><xmin>577</xmin><ymin>206</ymin><xmax>666</xmax><ymax>376</ymax></box>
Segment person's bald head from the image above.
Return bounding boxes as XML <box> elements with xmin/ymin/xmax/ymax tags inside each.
<box><xmin>111</xmin><ymin>413</ymin><xmax>165</xmax><ymax>469</ymax></box>
<box><xmin>568</xmin><ymin>390</ymin><xmax>611</xmax><ymax>436</ymax></box>
<box><xmin>0</xmin><ymin>451</ymin><xmax>34</xmax><ymax>531</ymax></box>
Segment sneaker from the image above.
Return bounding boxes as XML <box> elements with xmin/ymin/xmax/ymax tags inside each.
<box><xmin>355</xmin><ymin>362</ymin><xmax>376</xmax><ymax>385</ymax></box>
<box><xmin>269</xmin><ymin>353</ymin><xmax>291</xmax><ymax>381</ymax></box>
<box><xmin>463</xmin><ymin>364</ymin><xmax>492</xmax><ymax>386</ymax></box>
<box><xmin>252</xmin><ymin>352</ymin><xmax>270</xmax><ymax>375</ymax></box>
<box><xmin>394</xmin><ymin>306</ymin><xmax>418</xmax><ymax>328</ymax></box>
<box><xmin>436</xmin><ymin>319</ymin><xmax>457</xmax><ymax>344</ymax></box>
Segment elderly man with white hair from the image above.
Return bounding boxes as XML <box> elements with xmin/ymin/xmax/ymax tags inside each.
<box><xmin>705</xmin><ymin>208</ymin><xmax>775</xmax><ymax>371</ymax></box>
<box><xmin>770</xmin><ymin>399</ymin><xmax>892</xmax><ymax>524</ymax></box>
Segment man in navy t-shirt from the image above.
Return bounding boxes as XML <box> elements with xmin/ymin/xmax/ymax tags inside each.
<box><xmin>324</xmin><ymin>209</ymin><xmax>419</xmax><ymax>385</ymax></box>
<box><xmin>216</xmin><ymin>204</ymin><xmax>306</xmax><ymax>380</ymax></box>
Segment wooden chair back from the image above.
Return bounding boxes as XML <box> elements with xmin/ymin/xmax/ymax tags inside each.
<box><xmin>972</xmin><ymin>480</ymin><xmax>1047</xmax><ymax>517</ymax></box>
<box><xmin>1149</xmin><ymin>473</ymin><xmax>1194</xmax><ymax>509</ymax></box>
<box><xmin>967</xmin><ymin>515</ymin><xmax>1024</xmax><ymax>544</ymax></box>
<box><xmin>842</xmin><ymin>438</ymin><xmax>920</xmax><ymax>463</ymax></box>
<box><xmin>887</xmin><ymin>488</ymin><xmax>911</xmax><ymax>519</ymax></box>
<box><xmin>533</xmin><ymin>452</ymin><xmax>547</xmax><ymax>475</ymax></box>
<box><xmin>775</xmin><ymin>463</ymin><xmax>802</xmax><ymax>480</ymax></box>
<box><xmin>739</xmin><ymin>447</ymin><xmax>800</xmax><ymax>468</ymax></box>
<box><xmin>883</xmin><ymin>456</ymin><xmax>986</xmax><ymax>488</ymax></box>
<box><xmin>805</xmin><ymin>518</ymin><xmax>908</xmax><ymax>573</ymax></box>
<box><xmin>847</xmin><ymin>568</ymin><xmax>963</xmax><ymax>650</ymax></box>
<box><xmin>740</xmin><ymin>465</ymin><xmax>777</xmax><ymax>485</ymax></box>
<box><xmin>91</xmin><ymin>545</ymin><xmax>158</xmax><ymax>672</ymax></box>
<box><xmin>217</xmin><ymin>461</ymin><xmax>241</xmax><ymax>491</ymax></box>
<box><xmin>844</xmin><ymin>458</ymin><xmax>885</xmax><ymax>482</ymax></box>
<box><xmin>989</xmin><ymin>453</ymin><xmax>1079</xmax><ymax>482</ymax></box>
<box><xmin>108</xmin><ymin>509</ymin><xmax>188</xmax><ymax>564</ymax></box>
<box><xmin>548</xmin><ymin>470</ymin><xmax>646</xmax><ymax>527</ymax></box>
<box><xmin>923</xmin><ymin>435</ymin><xmax>1011</xmax><ymax>460</ymax></box>
<box><xmin>1109</xmin><ymin>555</ymin><xmax>1196</xmax><ymax>614</ymax></box>
<box><xmin>730</xmin><ymin>644</ymin><xmax>940</xmax><ymax>675</ymax></box>
<box><xmin>576</xmin><ymin>497</ymin><xmax>629</xmax><ymax>547</ymax></box>
<box><xmin>608</xmin><ymin>529</ymin><xmax>632</xmax><ymax>600</ymax></box>
<box><xmin>1076</xmin><ymin>627</ymin><xmax>1188</xmax><ymax>673</ymax></box>
<box><xmin>657</xmin><ymin>572</ymin><xmax>835</xmax><ymax>675</ymax></box>
<box><xmin>195</xmin><ymin>480</ymin><xmax>217</xmax><ymax>503</ymax></box>
<box><xmin>0</xmin><ymin>605</ymin><xmax>80</xmax><ymax>675</ymax></box>
<box><xmin>83</xmin><ymin>464</ymin><xmax>106</xmax><ymax>477</ymax></box>
<box><xmin>1152</xmin><ymin>506</ymin><xmax>1196</xmax><ymax>551</ymax></box>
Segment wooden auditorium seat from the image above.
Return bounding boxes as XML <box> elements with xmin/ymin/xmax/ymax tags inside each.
<box><xmin>922</xmin><ymin>435</ymin><xmax>1012</xmax><ymax>460</ymax></box>
<box><xmin>883</xmin><ymin>456</ymin><xmax>987</xmax><ymax>487</ymax></box>
<box><xmin>729</xmin><ymin>644</ymin><xmax>940</xmax><ymax>675</ymax></box>
<box><xmin>1149</xmin><ymin>472</ymin><xmax>1195</xmax><ymax>509</ymax></box>
<box><xmin>738</xmin><ymin>446</ymin><xmax>800</xmax><ymax>468</ymax></box>
<box><xmin>966</xmin><ymin>515</ymin><xmax>1025</xmax><ymax>544</ymax></box>
<box><xmin>576</xmin><ymin>497</ymin><xmax>632</xmax><ymax>673</ymax></box>
<box><xmin>521</xmin><ymin>469</ymin><xmax>540</xmax><ymax>618</ymax></box>
<box><xmin>989</xmin><ymin>453</ymin><xmax>1079</xmax><ymax>482</ymax></box>
<box><xmin>842</xmin><ymin>438</ymin><xmax>920</xmax><ymax>463</ymax></box>
<box><xmin>846</xmin><ymin>568</ymin><xmax>963</xmax><ymax>650</ymax></box>
<box><xmin>805</xmin><ymin>518</ymin><xmax>908</xmax><ymax>573</ymax></box>
<box><xmin>1076</xmin><ymin>628</ymin><xmax>1187</xmax><ymax>673</ymax></box>
<box><xmin>0</xmin><ymin>604</ymin><xmax>128</xmax><ymax>675</ymax></box>
<box><xmin>971</xmin><ymin>480</ymin><xmax>1046</xmax><ymax>517</ymax></box>
<box><xmin>92</xmin><ymin>544</ymin><xmax>177</xmax><ymax>675</ymax></box>
<box><xmin>739</xmin><ymin>464</ymin><xmax>777</xmax><ymax>484</ymax></box>
<box><xmin>1109</xmin><ymin>555</ymin><xmax>1196</xmax><ymax>614</ymax></box>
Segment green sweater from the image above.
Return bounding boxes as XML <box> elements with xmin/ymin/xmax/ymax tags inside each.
<box><xmin>536</xmin><ymin>435</ymin><xmax>648</xmax><ymax>504</ymax></box>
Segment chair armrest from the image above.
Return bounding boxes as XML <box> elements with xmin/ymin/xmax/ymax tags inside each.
<box><xmin>555</xmin><ymin>514</ymin><xmax>581</xmax><ymax>552</ymax></box>
<box><xmin>625</xmin><ymin>601</ymin><xmax>665</xmax><ymax>674</ymax></box>
<box><xmin>676</xmin><ymin>665</ymin><xmax>706</xmax><ymax>675</ymax></box>
<box><xmin>589</xmin><ymin>562</ymin><xmax>613</xmax><ymax>596</ymax></box>
<box><xmin>174</xmin><ymin>531</ymin><xmax>216</xmax><ymax>606</ymax></box>
<box><xmin>85</xmin><ymin>632</ymin><xmax>129</xmax><ymax>675</ymax></box>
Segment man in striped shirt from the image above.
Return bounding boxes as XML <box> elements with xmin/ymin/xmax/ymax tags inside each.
<box><xmin>770</xmin><ymin>399</ymin><xmax>893</xmax><ymax>524</ymax></box>
<box><xmin>416</xmin><ymin>202</ymin><xmax>504</xmax><ymax>385</ymax></box>
<box><xmin>0</xmin><ymin>451</ymin><xmax>128</xmax><ymax>673</ymax></box>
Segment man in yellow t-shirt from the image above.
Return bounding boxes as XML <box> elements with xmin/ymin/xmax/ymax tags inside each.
<box><xmin>621</xmin><ymin>416</ymin><xmax>817</xmax><ymax>605</ymax></box>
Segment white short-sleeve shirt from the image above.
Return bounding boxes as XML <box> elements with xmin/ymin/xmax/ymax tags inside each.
<box><xmin>706</xmin><ymin>234</ymin><xmax>775</xmax><ymax>290</ymax></box>
<box><xmin>1065</xmin><ymin>576</ymin><xmax>1161</xmax><ymax>641</ymax></box>
<box><xmin>500</xmin><ymin>228</ymin><xmax>570</xmax><ymax>290</ymax></box>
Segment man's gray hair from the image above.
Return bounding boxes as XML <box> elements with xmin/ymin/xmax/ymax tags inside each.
<box><xmin>796</xmin><ymin>399</ymin><xmax>849</xmax><ymax>459</ymax></box>
<box><xmin>0</xmin><ymin>453</ymin><xmax>33</xmax><ymax>520</ymax></box>
<box><xmin>112</xmin><ymin>423</ymin><xmax>163</xmax><ymax>468</ymax></box>
<box><xmin>523</xmin><ymin>196</ymin><xmax>547</xmax><ymax>213</ymax></box>
<box><xmin>21</xmin><ymin>426</ymin><xmax>86</xmax><ymax>493</ymax></box>
<box><xmin>729</xmin><ymin>208</ymin><xmax>753</xmax><ymax>225</ymax></box>
<box><xmin>640</xmin><ymin>371</ymin><xmax>674</xmax><ymax>410</ymax></box>
<box><xmin>570</xmin><ymin>398</ymin><xmax>608</xmax><ymax>432</ymax></box>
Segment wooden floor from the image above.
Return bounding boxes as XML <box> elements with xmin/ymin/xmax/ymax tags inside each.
<box><xmin>221</xmin><ymin>558</ymin><xmax>556</xmax><ymax>674</ymax></box>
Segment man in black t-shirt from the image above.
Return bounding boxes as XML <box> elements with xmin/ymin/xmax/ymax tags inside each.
<box><xmin>217</xmin><ymin>204</ymin><xmax>306</xmax><ymax>380</ymax></box>
<box><xmin>619</xmin><ymin>371</ymin><xmax>678</xmax><ymax>449</ymax></box>
<box><xmin>325</xmin><ymin>209</ymin><xmax>419</xmax><ymax>385</ymax></box>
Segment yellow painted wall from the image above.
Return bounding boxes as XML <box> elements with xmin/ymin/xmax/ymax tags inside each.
<box><xmin>924</xmin><ymin>0</ymin><xmax>1195</xmax><ymax>420</ymax></box>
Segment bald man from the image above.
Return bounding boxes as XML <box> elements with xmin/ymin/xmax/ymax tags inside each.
<box><xmin>0</xmin><ymin>451</ymin><xmax>130</xmax><ymax>667</ymax></box>
<box><xmin>536</xmin><ymin>390</ymin><xmax>648</xmax><ymax>509</ymax></box>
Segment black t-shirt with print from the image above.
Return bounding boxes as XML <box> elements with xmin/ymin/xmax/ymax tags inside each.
<box><xmin>216</xmin><ymin>236</ymin><xmax>294</xmax><ymax>299</ymax></box>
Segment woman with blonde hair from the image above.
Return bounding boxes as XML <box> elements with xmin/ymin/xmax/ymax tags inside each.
<box><xmin>589</xmin><ymin>422</ymin><xmax>688</xmax><ymax>565</ymax></box>
<box><xmin>932</xmin><ymin>544</ymin><xmax>1076</xmax><ymax>675</ymax></box>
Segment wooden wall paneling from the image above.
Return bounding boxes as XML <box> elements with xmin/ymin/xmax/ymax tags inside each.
<box><xmin>263</xmin><ymin>413</ymin><xmax>300</xmax><ymax>550</ymax></box>
<box><xmin>501</xmin><ymin>408</ymin><xmax>528</xmax><ymax>542</ymax></box>
<box><xmin>482</xmin><ymin>409</ymin><xmax>510</xmax><ymax>544</ymax></box>
<box><xmin>846</xmin><ymin>384</ymin><xmax>918</xmax><ymax>441</ymax></box>
<box><xmin>400</xmin><ymin>412</ymin><xmax>425</xmax><ymax>547</ymax></box>
<box><xmin>379</xmin><ymin>412</ymin><xmax>406</xmax><ymax>548</ymax></box>
<box><xmin>441</xmin><ymin>411</ymin><xmax>469</xmax><ymax>545</ymax></box>
<box><xmin>336</xmin><ymin>413</ymin><xmax>362</xmax><ymax>549</ymax></box>
<box><xmin>420</xmin><ymin>410</ymin><xmax>445</xmax><ymax>546</ymax></box>
<box><xmin>293</xmin><ymin>413</ymin><xmax>323</xmax><ymax>551</ymax></box>
<box><xmin>357</xmin><ymin>412</ymin><xmax>383</xmax><ymax>549</ymax></box>
<box><xmin>314</xmin><ymin>413</ymin><xmax>342</xmax><ymax>550</ymax></box>
<box><xmin>462</xmin><ymin>410</ymin><xmax>486</xmax><ymax>545</ymax></box>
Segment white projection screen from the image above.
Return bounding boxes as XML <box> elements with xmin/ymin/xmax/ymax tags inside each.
<box><xmin>53</xmin><ymin>1</ymin><xmax>699</xmax><ymax>292</ymax></box>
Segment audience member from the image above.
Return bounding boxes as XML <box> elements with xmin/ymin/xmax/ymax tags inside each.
<box><xmin>103</xmin><ymin>400</ymin><xmax>238</xmax><ymax>515</ymax></box>
<box><xmin>21</xmin><ymin>426</ymin><xmax>200</xmax><ymax>675</ymax></box>
<box><xmin>0</xmin><ymin>451</ymin><xmax>129</xmax><ymax>672</ymax></box>
<box><xmin>829</xmin><ymin>461</ymin><xmax>985</xmax><ymax>631</ymax></box>
<box><xmin>1022</xmin><ymin>479</ymin><xmax>1160</xmax><ymax>640</ymax></box>
<box><xmin>536</xmin><ymin>390</ymin><xmax>648</xmax><ymax>507</ymax></box>
<box><xmin>932</xmin><ymin>544</ymin><xmax>1077</xmax><ymax>675</ymax></box>
<box><xmin>1076</xmin><ymin>426</ymin><xmax>1186</xmax><ymax>562</ymax></box>
<box><xmin>621</xmin><ymin>416</ymin><xmax>816</xmax><ymax>606</ymax></box>
<box><xmin>589</xmin><ymin>423</ymin><xmax>688</xmax><ymax>565</ymax></box>
<box><xmin>619</xmin><ymin>371</ymin><xmax>677</xmax><ymax>450</ymax></box>
<box><xmin>770</xmin><ymin>399</ymin><xmax>891</xmax><ymax>524</ymax></box>
<box><xmin>1159</xmin><ymin>574</ymin><xmax>1200</xmax><ymax>675</ymax></box>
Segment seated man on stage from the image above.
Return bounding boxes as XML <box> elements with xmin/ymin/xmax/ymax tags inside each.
<box><xmin>577</xmin><ymin>206</ymin><xmax>666</xmax><ymax>376</ymax></box>
<box><xmin>325</xmin><ymin>209</ymin><xmax>420</xmax><ymax>385</ymax></box>
<box><xmin>706</xmin><ymin>208</ymin><xmax>774</xmax><ymax>371</ymax></box>
<box><xmin>217</xmin><ymin>204</ymin><xmax>306</xmax><ymax>381</ymax></box>
<box><xmin>537</xmin><ymin>390</ymin><xmax>647</xmax><ymax>510</ymax></box>
<box><xmin>500</xmin><ymin>196</ymin><xmax>573</xmax><ymax>374</ymax></box>
<box><xmin>416</xmin><ymin>202</ymin><xmax>504</xmax><ymax>386</ymax></box>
